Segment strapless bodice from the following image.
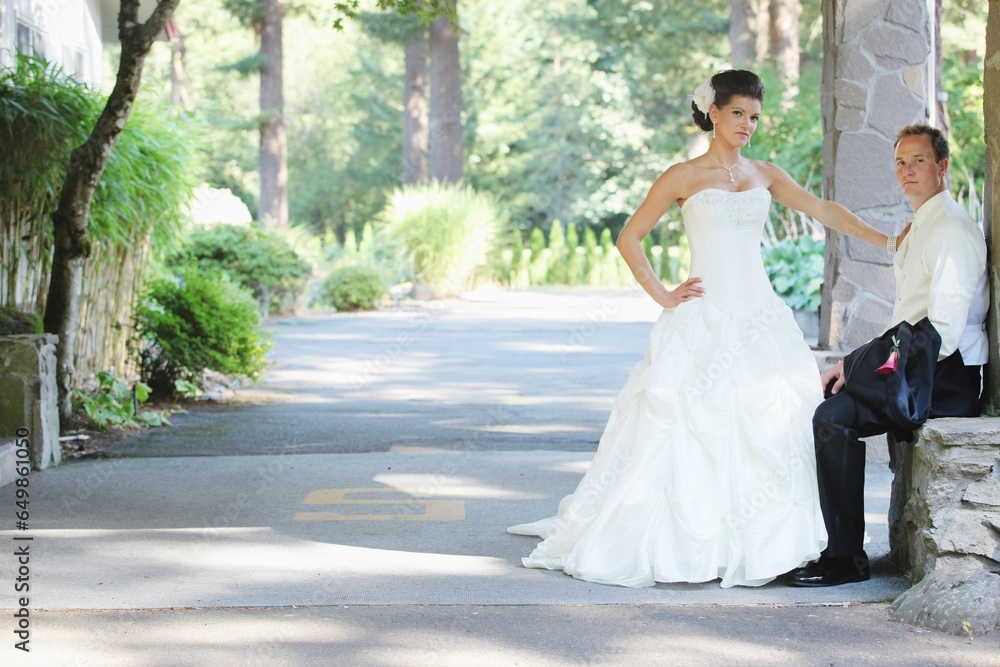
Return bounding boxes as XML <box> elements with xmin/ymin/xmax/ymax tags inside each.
<box><xmin>681</xmin><ymin>188</ymin><xmax>775</xmax><ymax>313</ymax></box>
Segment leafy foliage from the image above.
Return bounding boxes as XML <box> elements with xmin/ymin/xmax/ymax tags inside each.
<box><xmin>0</xmin><ymin>55</ymin><xmax>94</xmax><ymax>198</ymax></box>
<box><xmin>0</xmin><ymin>55</ymin><xmax>198</xmax><ymax>258</ymax></box>
<box><xmin>1</xmin><ymin>55</ymin><xmax>196</xmax><ymax>252</ymax></box>
<box><xmin>71</xmin><ymin>372</ymin><xmax>171</xmax><ymax>431</ymax></box>
<box><xmin>146</xmin><ymin>0</ymin><xmax>982</xmax><ymax>299</ymax></box>
<box><xmin>93</xmin><ymin>105</ymin><xmax>201</xmax><ymax>259</ymax></box>
<box><xmin>318</xmin><ymin>264</ymin><xmax>387</xmax><ymax>311</ymax></box>
<box><xmin>173</xmin><ymin>378</ymin><xmax>202</xmax><ymax>399</ymax></box>
<box><xmin>136</xmin><ymin>269</ymin><xmax>271</xmax><ymax>397</ymax></box>
<box><xmin>1</xmin><ymin>54</ymin><xmax>201</xmax><ymax>382</ymax></box>
<box><xmin>332</xmin><ymin>0</ymin><xmax>455</xmax><ymax>30</ymax></box>
<box><xmin>170</xmin><ymin>225</ymin><xmax>312</xmax><ymax>315</ymax></box>
<box><xmin>941</xmin><ymin>1</ymin><xmax>986</xmax><ymax>207</ymax></box>
<box><xmin>762</xmin><ymin>236</ymin><xmax>825</xmax><ymax>312</ymax></box>
<box><xmin>751</xmin><ymin>69</ymin><xmax>825</xmax><ymax>240</ymax></box>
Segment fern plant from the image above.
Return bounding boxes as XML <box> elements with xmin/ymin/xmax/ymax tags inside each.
<box><xmin>762</xmin><ymin>236</ymin><xmax>825</xmax><ymax>312</ymax></box>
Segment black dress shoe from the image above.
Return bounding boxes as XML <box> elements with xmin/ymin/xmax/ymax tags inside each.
<box><xmin>787</xmin><ymin>553</ymin><xmax>870</xmax><ymax>587</ymax></box>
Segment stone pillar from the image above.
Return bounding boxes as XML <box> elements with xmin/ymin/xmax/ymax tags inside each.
<box><xmin>0</xmin><ymin>335</ymin><xmax>61</xmax><ymax>475</ymax></box>
<box><xmin>984</xmin><ymin>0</ymin><xmax>1000</xmax><ymax>413</ymax></box>
<box><xmin>819</xmin><ymin>0</ymin><xmax>934</xmax><ymax>350</ymax></box>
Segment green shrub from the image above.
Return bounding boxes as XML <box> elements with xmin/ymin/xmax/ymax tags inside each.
<box><xmin>378</xmin><ymin>183</ymin><xmax>506</xmax><ymax>290</ymax></box>
<box><xmin>510</xmin><ymin>229</ymin><xmax>529</xmax><ymax>288</ymax></box>
<box><xmin>171</xmin><ymin>225</ymin><xmax>312</xmax><ymax>315</ymax></box>
<box><xmin>565</xmin><ymin>224</ymin><xmax>584</xmax><ymax>285</ymax></box>
<box><xmin>342</xmin><ymin>228</ymin><xmax>359</xmax><ymax>259</ymax></box>
<box><xmin>318</xmin><ymin>264</ymin><xmax>386</xmax><ymax>311</ymax></box>
<box><xmin>547</xmin><ymin>220</ymin><xmax>568</xmax><ymax>284</ymax></box>
<box><xmin>763</xmin><ymin>236</ymin><xmax>825</xmax><ymax>311</ymax></box>
<box><xmin>0</xmin><ymin>307</ymin><xmax>43</xmax><ymax>335</ymax></box>
<box><xmin>71</xmin><ymin>371</ymin><xmax>170</xmax><ymax>431</ymax></box>
<box><xmin>582</xmin><ymin>227</ymin><xmax>599</xmax><ymax>285</ymax></box>
<box><xmin>527</xmin><ymin>227</ymin><xmax>548</xmax><ymax>285</ymax></box>
<box><xmin>358</xmin><ymin>222</ymin><xmax>376</xmax><ymax>258</ymax></box>
<box><xmin>136</xmin><ymin>268</ymin><xmax>271</xmax><ymax>397</ymax></box>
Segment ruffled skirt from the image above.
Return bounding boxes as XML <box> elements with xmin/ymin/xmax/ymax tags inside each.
<box><xmin>508</xmin><ymin>294</ymin><xmax>828</xmax><ymax>588</ymax></box>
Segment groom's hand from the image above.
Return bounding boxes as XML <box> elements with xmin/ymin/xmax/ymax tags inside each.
<box><xmin>820</xmin><ymin>360</ymin><xmax>846</xmax><ymax>397</ymax></box>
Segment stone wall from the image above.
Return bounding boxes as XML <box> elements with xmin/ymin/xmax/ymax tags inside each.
<box><xmin>0</xmin><ymin>335</ymin><xmax>61</xmax><ymax>482</ymax></box>
<box><xmin>820</xmin><ymin>0</ymin><xmax>933</xmax><ymax>350</ymax></box>
<box><xmin>889</xmin><ymin>419</ymin><xmax>1000</xmax><ymax>581</ymax></box>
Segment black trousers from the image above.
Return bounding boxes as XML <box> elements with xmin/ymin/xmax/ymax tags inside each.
<box><xmin>812</xmin><ymin>350</ymin><xmax>983</xmax><ymax>557</ymax></box>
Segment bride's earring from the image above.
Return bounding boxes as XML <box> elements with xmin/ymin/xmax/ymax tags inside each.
<box><xmin>712</xmin><ymin>124</ymin><xmax>716</xmax><ymax>140</ymax></box>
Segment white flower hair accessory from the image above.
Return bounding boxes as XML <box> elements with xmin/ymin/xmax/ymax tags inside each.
<box><xmin>692</xmin><ymin>81</ymin><xmax>715</xmax><ymax>114</ymax></box>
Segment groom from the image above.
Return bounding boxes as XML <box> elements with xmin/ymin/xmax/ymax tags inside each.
<box><xmin>788</xmin><ymin>123</ymin><xmax>989</xmax><ymax>587</ymax></box>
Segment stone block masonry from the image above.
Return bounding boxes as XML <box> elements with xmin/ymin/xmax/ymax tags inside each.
<box><xmin>890</xmin><ymin>418</ymin><xmax>1000</xmax><ymax>580</ymax></box>
<box><xmin>888</xmin><ymin>417</ymin><xmax>1000</xmax><ymax>635</ymax></box>
<box><xmin>0</xmin><ymin>335</ymin><xmax>61</xmax><ymax>486</ymax></box>
<box><xmin>820</xmin><ymin>0</ymin><xmax>933</xmax><ymax>350</ymax></box>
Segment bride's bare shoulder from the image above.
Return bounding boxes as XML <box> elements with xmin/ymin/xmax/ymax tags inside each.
<box><xmin>644</xmin><ymin>163</ymin><xmax>698</xmax><ymax>205</ymax></box>
<box><xmin>751</xmin><ymin>159</ymin><xmax>790</xmax><ymax>180</ymax></box>
<box><xmin>653</xmin><ymin>162</ymin><xmax>698</xmax><ymax>189</ymax></box>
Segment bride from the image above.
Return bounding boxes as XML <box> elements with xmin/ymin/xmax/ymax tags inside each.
<box><xmin>508</xmin><ymin>70</ymin><xmax>899</xmax><ymax>588</ymax></box>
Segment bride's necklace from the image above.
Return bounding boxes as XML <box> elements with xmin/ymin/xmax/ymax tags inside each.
<box><xmin>707</xmin><ymin>151</ymin><xmax>742</xmax><ymax>184</ymax></box>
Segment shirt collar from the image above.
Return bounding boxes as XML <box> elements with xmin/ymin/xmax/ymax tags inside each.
<box><xmin>911</xmin><ymin>190</ymin><xmax>951</xmax><ymax>229</ymax></box>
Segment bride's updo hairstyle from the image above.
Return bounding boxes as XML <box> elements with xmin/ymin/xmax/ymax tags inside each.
<box><xmin>691</xmin><ymin>70</ymin><xmax>765</xmax><ymax>132</ymax></box>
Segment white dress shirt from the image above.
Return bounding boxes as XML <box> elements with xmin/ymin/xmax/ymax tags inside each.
<box><xmin>890</xmin><ymin>191</ymin><xmax>988</xmax><ymax>364</ymax></box>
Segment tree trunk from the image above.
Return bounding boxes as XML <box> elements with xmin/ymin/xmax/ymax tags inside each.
<box><xmin>552</xmin><ymin>32</ymin><xmax>565</xmax><ymax>222</ymax></box>
<box><xmin>730</xmin><ymin>0</ymin><xmax>769</xmax><ymax>68</ymax></box>
<box><xmin>167</xmin><ymin>20</ymin><xmax>190</xmax><ymax>108</ymax></box>
<box><xmin>404</xmin><ymin>26</ymin><xmax>429</xmax><ymax>185</ymax></box>
<box><xmin>769</xmin><ymin>0</ymin><xmax>801</xmax><ymax>103</ymax></box>
<box><xmin>934</xmin><ymin>0</ymin><xmax>948</xmax><ymax>135</ymax></box>
<box><xmin>259</xmin><ymin>0</ymin><xmax>288</xmax><ymax>227</ymax></box>
<box><xmin>44</xmin><ymin>0</ymin><xmax>181</xmax><ymax>420</ymax></box>
<box><xmin>429</xmin><ymin>3</ymin><xmax>462</xmax><ymax>184</ymax></box>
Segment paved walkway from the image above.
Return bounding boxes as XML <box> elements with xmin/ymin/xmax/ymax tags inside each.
<box><xmin>2</xmin><ymin>289</ymin><xmax>997</xmax><ymax>665</ymax></box>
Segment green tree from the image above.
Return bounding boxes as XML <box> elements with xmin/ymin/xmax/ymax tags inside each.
<box><xmin>44</xmin><ymin>0</ymin><xmax>180</xmax><ymax>419</ymax></box>
<box><xmin>941</xmin><ymin>0</ymin><xmax>987</xmax><ymax>205</ymax></box>
<box><xmin>429</xmin><ymin>2</ymin><xmax>463</xmax><ymax>183</ymax></box>
<box><xmin>219</xmin><ymin>0</ymin><xmax>290</xmax><ymax>228</ymax></box>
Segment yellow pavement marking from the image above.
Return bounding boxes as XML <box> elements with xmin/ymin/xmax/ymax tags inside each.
<box><xmin>294</xmin><ymin>487</ymin><xmax>466</xmax><ymax>521</ymax></box>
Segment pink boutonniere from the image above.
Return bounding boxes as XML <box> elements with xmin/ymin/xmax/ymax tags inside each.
<box><xmin>876</xmin><ymin>336</ymin><xmax>901</xmax><ymax>375</ymax></box>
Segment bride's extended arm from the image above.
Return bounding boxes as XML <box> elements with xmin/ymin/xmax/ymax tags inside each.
<box><xmin>615</xmin><ymin>167</ymin><xmax>705</xmax><ymax>309</ymax></box>
<box><xmin>765</xmin><ymin>163</ymin><xmax>892</xmax><ymax>248</ymax></box>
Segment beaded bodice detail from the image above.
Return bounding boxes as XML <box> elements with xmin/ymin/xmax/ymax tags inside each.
<box><xmin>680</xmin><ymin>188</ymin><xmax>776</xmax><ymax>313</ymax></box>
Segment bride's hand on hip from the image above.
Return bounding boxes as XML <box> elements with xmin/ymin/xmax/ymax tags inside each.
<box><xmin>661</xmin><ymin>277</ymin><xmax>704</xmax><ymax>309</ymax></box>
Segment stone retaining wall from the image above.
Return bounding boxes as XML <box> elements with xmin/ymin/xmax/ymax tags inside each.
<box><xmin>889</xmin><ymin>418</ymin><xmax>1000</xmax><ymax>580</ymax></box>
<box><xmin>887</xmin><ymin>417</ymin><xmax>1000</xmax><ymax>634</ymax></box>
<box><xmin>0</xmin><ymin>335</ymin><xmax>61</xmax><ymax>486</ymax></box>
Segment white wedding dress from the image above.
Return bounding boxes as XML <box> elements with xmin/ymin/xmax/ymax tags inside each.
<box><xmin>509</xmin><ymin>188</ymin><xmax>828</xmax><ymax>588</ymax></box>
